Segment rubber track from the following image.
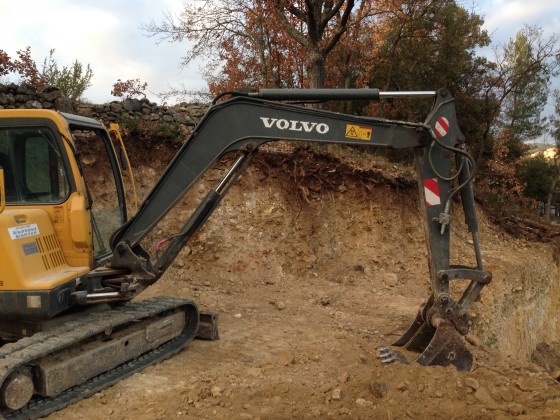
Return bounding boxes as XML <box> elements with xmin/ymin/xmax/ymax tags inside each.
<box><xmin>0</xmin><ymin>296</ymin><xmax>198</xmax><ymax>420</ymax></box>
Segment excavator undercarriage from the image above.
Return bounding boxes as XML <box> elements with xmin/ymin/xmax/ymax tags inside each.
<box><xmin>0</xmin><ymin>297</ymin><xmax>219</xmax><ymax>419</ymax></box>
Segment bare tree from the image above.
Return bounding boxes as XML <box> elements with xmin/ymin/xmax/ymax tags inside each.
<box><xmin>143</xmin><ymin>0</ymin><xmax>362</xmax><ymax>91</ymax></box>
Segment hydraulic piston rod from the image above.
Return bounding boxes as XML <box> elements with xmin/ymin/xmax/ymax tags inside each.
<box><xmin>247</xmin><ymin>88</ymin><xmax>437</xmax><ymax>101</ymax></box>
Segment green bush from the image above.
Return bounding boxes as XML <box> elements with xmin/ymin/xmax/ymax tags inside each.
<box><xmin>146</xmin><ymin>122</ymin><xmax>182</xmax><ymax>143</ymax></box>
<box><xmin>117</xmin><ymin>116</ymin><xmax>183</xmax><ymax>145</ymax></box>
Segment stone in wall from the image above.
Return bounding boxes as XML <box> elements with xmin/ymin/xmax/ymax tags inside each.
<box><xmin>0</xmin><ymin>83</ymin><xmax>75</xmax><ymax>113</ymax></box>
<box><xmin>0</xmin><ymin>83</ymin><xmax>208</xmax><ymax>132</ymax></box>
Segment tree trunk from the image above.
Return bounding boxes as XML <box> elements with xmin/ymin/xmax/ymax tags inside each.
<box><xmin>307</xmin><ymin>51</ymin><xmax>325</xmax><ymax>89</ymax></box>
<box><xmin>545</xmin><ymin>177</ymin><xmax>557</xmax><ymax>224</ymax></box>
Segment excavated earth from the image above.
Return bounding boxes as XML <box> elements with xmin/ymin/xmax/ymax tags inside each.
<box><xmin>50</xmin><ymin>143</ymin><xmax>560</xmax><ymax>419</ymax></box>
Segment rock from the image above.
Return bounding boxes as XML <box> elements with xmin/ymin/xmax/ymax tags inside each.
<box><xmin>310</xmin><ymin>407</ymin><xmax>322</xmax><ymax>417</ymax></box>
<box><xmin>17</xmin><ymin>83</ymin><xmax>34</xmax><ymax>94</ymax></box>
<box><xmin>171</xmin><ymin>113</ymin><xmax>187</xmax><ymax>125</ymax></box>
<box><xmin>497</xmin><ymin>387</ymin><xmax>514</xmax><ymax>403</ymax></box>
<box><xmin>24</xmin><ymin>100</ymin><xmax>42</xmax><ymax>109</ymax></box>
<box><xmin>531</xmin><ymin>342</ymin><xmax>560</xmax><ymax>374</ymax></box>
<box><xmin>331</xmin><ymin>388</ymin><xmax>343</xmax><ymax>400</ymax></box>
<box><xmin>334</xmin><ymin>331</ymin><xmax>347</xmax><ymax>339</ymax></box>
<box><xmin>320</xmin><ymin>379</ymin><xmax>337</xmax><ymax>393</ymax></box>
<box><xmin>40</xmin><ymin>88</ymin><xmax>61</xmax><ymax>101</ymax></box>
<box><xmin>276</xmin><ymin>351</ymin><xmax>294</xmax><ymax>366</ymax></box>
<box><xmin>276</xmin><ymin>300</ymin><xmax>286</xmax><ymax>310</ymax></box>
<box><xmin>337</xmin><ymin>372</ymin><xmax>350</xmax><ymax>383</ymax></box>
<box><xmin>54</xmin><ymin>97</ymin><xmax>74</xmax><ymax>113</ymax></box>
<box><xmin>370</xmin><ymin>381</ymin><xmax>389</xmax><ymax>398</ymax></box>
<box><xmin>382</xmin><ymin>272</ymin><xmax>399</xmax><ymax>287</ymax></box>
<box><xmin>506</xmin><ymin>403</ymin><xmax>524</xmax><ymax>416</ymax></box>
<box><xmin>275</xmin><ymin>383</ymin><xmax>290</xmax><ymax>394</ymax></box>
<box><xmin>396</xmin><ymin>382</ymin><xmax>408</xmax><ymax>392</ymax></box>
<box><xmin>123</xmin><ymin>98</ymin><xmax>142</xmax><ymax>112</ymax></box>
<box><xmin>320</xmin><ymin>296</ymin><xmax>330</xmax><ymax>306</ymax></box>
<box><xmin>513</xmin><ymin>377</ymin><xmax>547</xmax><ymax>392</ymax></box>
<box><xmin>464</xmin><ymin>377</ymin><xmax>480</xmax><ymax>390</ymax></box>
<box><xmin>0</xmin><ymin>93</ymin><xmax>11</xmax><ymax>105</ymax></box>
<box><xmin>465</xmin><ymin>334</ymin><xmax>482</xmax><ymax>347</ymax></box>
<box><xmin>211</xmin><ymin>385</ymin><xmax>223</xmax><ymax>397</ymax></box>
<box><xmin>109</xmin><ymin>102</ymin><xmax>124</xmax><ymax>112</ymax></box>
<box><xmin>355</xmin><ymin>398</ymin><xmax>373</xmax><ymax>407</ymax></box>
<box><xmin>474</xmin><ymin>386</ymin><xmax>497</xmax><ymax>406</ymax></box>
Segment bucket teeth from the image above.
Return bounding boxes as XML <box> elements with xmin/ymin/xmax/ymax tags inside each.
<box><xmin>378</xmin><ymin>347</ymin><xmax>410</xmax><ymax>365</ymax></box>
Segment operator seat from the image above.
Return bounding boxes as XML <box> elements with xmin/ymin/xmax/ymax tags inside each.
<box><xmin>0</xmin><ymin>152</ymin><xmax>16</xmax><ymax>202</ymax></box>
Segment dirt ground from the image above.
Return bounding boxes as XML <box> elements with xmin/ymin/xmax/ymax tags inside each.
<box><xmin>50</xmin><ymin>145</ymin><xmax>560</xmax><ymax>419</ymax></box>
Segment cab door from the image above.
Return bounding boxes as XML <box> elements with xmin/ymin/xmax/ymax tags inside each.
<box><xmin>70</xmin><ymin>126</ymin><xmax>129</xmax><ymax>265</ymax></box>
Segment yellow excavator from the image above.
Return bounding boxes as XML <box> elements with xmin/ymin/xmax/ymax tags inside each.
<box><xmin>0</xmin><ymin>88</ymin><xmax>491</xmax><ymax>418</ymax></box>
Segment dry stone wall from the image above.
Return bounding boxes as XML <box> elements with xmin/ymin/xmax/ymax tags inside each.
<box><xmin>0</xmin><ymin>83</ymin><xmax>208</xmax><ymax>131</ymax></box>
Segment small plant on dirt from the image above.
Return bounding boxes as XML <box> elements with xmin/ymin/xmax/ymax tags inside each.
<box><xmin>117</xmin><ymin>116</ymin><xmax>144</xmax><ymax>138</ymax></box>
<box><xmin>401</xmin><ymin>168</ymin><xmax>415</xmax><ymax>181</ymax></box>
<box><xmin>146</xmin><ymin>122</ymin><xmax>183</xmax><ymax>144</ymax></box>
<box><xmin>117</xmin><ymin>116</ymin><xmax>183</xmax><ymax>146</ymax></box>
<box><xmin>486</xmin><ymin>335</ymin><xmax>499</xmax><ymax>348</ymax></box>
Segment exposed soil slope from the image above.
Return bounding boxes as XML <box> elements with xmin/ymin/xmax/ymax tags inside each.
<box><xmin>50</xmin><ymin>145</ymin><xmax>560</xmax><ymax>419</ymax></box>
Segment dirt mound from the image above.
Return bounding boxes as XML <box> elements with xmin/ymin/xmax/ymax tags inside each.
<box><xmin>51</xmin><ymin>146</ymin><xmax>560</xmax><ymax>419</ymax></box>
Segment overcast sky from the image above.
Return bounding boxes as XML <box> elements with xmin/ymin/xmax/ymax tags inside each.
<box><xmin>0</xmin><ymin>0</ymin><xmax>559</xmax><ymax>105</ymax></box>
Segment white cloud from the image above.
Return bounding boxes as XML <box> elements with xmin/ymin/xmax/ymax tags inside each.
<box><xmin>0</xmin><ymin>0</ymin><xmax>205</xmax><ymax>104</ymax></box>
<box><xmin>480</xmin><ymin>0</ymin><xmax>560</xmax><ymax>42</ymax></box>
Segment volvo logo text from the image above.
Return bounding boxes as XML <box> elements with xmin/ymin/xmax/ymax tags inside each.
<box><xmin>260</xmin><ymin>117</ymin><xmax>329</xmax><ymax>134</ymax></box>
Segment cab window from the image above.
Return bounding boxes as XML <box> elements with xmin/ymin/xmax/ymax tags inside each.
<box><xmin>0</xmin><ymin>128</ymin><xmax>70</xmax><ymax>203</ymax></box>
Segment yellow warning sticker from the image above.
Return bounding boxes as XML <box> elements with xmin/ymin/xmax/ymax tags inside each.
<box><xmin>345</xmin><ymin>124</ymin><xmax>372</xmax><ymax>141</ymax></box>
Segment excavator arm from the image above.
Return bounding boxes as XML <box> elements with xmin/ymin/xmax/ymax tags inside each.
<box><xmin>91</xmin><ymin>88</ymin><xmax>490</xmax><ymax>371</ymax></box>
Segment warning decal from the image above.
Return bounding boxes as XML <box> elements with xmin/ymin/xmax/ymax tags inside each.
<box><xmin>8</xmin><ymin>223</ymin><xmax>40</xmax><ymax>240</ymax></box>
<box><xmin>345</xmin><ymin>124</ymin><xmax>372</xmax><ymax>141</ymax></box>
<box><xmin>434</xmin><ymin>117</ymin><xmax>449</xmax><ymax>137</ymax></box>
<box><xmin>424</xmin><ymin>178</ymin><xmax>441</xmax><ymax>206</ymax></box>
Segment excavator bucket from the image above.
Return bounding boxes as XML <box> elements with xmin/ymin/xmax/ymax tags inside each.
<box><xmin>378</xmin><ymin>302</ymin><xmax>473</xmax><ymax>371</ymax></box>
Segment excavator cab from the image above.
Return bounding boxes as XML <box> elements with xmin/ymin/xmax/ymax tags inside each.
<box><xmin>0</xmin><ymin>110</ymin><xmax>132</xmax><ymax>322</ymax></box>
